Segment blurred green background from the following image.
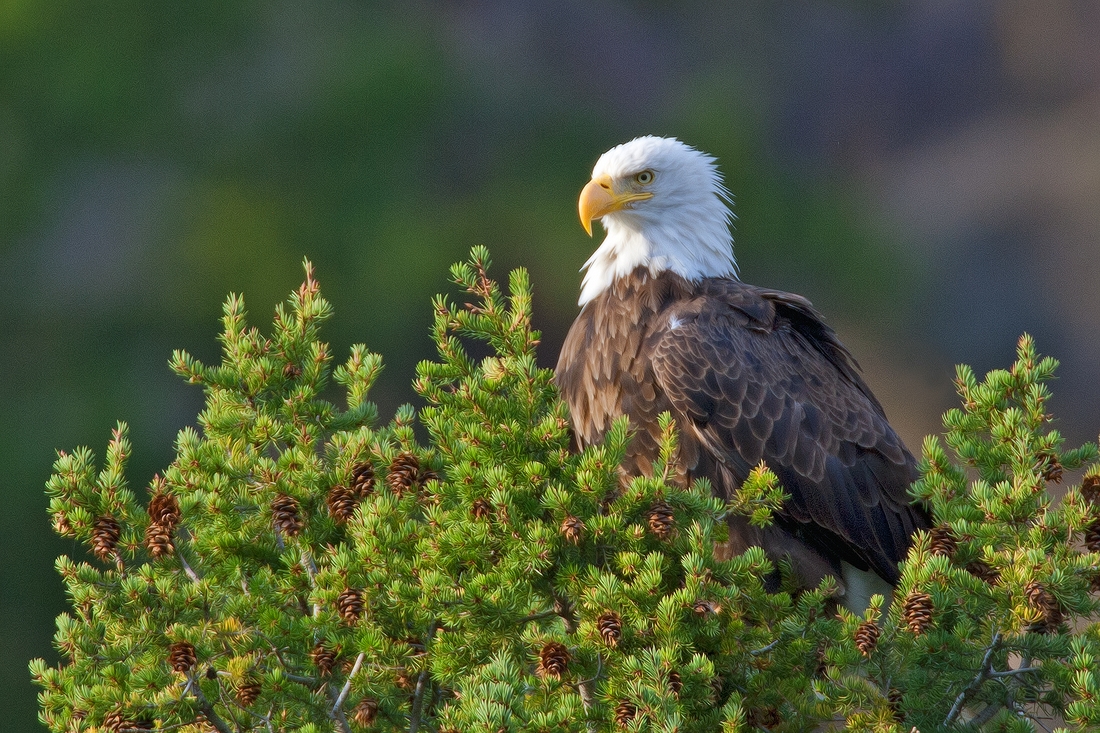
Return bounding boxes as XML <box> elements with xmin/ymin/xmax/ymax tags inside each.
<box><xmin>4</xmin><ymin>2</ymin><xmax>1100</xmax><ymax>728</ymax></box>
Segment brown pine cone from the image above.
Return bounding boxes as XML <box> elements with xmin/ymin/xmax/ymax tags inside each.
<box><xmin>538</xmin><ymin>641</ymin><xmax>570</xmax><ymax>679</ymax></box>
<box><xmin>337</xmin><ymin>588</ymin><xmax>364</xmax><ymax>624</ymax></box>
<box><xmin>746</xmin><ymin>706</ymin><xmax>781</xmax><ymax>729</ymax></box>
<box><xmin>692</xmin><ymin>599</ymin><xmax>718</xmax><ymax>618</ymax></box>
<box><xmin>236</xmin><ymin>677</ymin><xmax>262</xmax><ymax>707</ymax></box>
<box><xmin>1084</xmin><ymin>519</ymin><xmax>1100</xmax><ymax>553</ymax></box>
<box><xmin>168</xmin><ymin>640</ymin><xmax>197</xmax><ymax>673</ymax></box>
<box><xmin>147</xmin><ymin>488</ymin><xmax>180</xmax><ymax>529</ymax></box>
<box><xmin>888</xmin><ymin>688</ymin><xmax>904</xmax><ymax>721</ymax></box>
<box><xmin>597</xmin><ymin>612</ymin><xmax>622</xmax><ymax>646</ymax></box>
<box><xmin>560</xmin><ymin>515</ymin><xmax>584</xmax><ymax>545</ymax></box>
<box><xmin>351</xmin><ymin>461</ymin><xmax>376</xmax><ymax>498</ymax></box>
<box><xmin>1082</xmin><ymin>470</ymin><xmax>1100</xmax><ymax>505</ymax></box>
<box><xmin>902</xmin><ymin>591</ymin><xmax>933</xmax><ymax>635</ymax></box>
<box><xmin>854</xmin><ymin>620</ymin><xmax>880</xmax><ymax>656</ymax></box>
<box><xmin>102</xmin><ymin>710</ymin><xmax>125</xmax><ymax>733</ymax></box>
<box><xmin>326</xmin><ymin>484</ymin><xmax>358</xmax><ymax>525</ymax></box>
<box><xmin>928</xmin><ymin>526</ymin><xmax>957</xmax><ymax>559</ymax></box>
<box><xmin>311</xmin><ymin>643</ymin><xmax>338</xmax><ymax>677</ymax></box>
<box><xmin>470</xmin><ymin>497</ymin><xmax>493</xmax><ymax>520</ymax></box>
<box><xmin>145</xmin><ymin>520</ymin><xmax>174</xmax><ymax>558</ymax></box>
<box><xmin>271</xmin><ymin>493</ymin><xmax>303</xmax><ymax>537</ymax></box>
<box><xmin>647</xmin><ymin>500</ymin><xmax>675</xmax><ymax>540</ymax></box>
<box><xmin>1025</xmin><ymin>581</ymin><xmax>1064</xmax><ymax>630</ymax></box>
<box><xmin>352</xmin><ymin>697</ymin><xmax>379</xmax><ymax>727</ymax></box>
<box><xmin>667</xmin><ymin>670</ymin><xmax>682</xmax><ymax>696</ymax></box>
<box><xmin>1038</xmin><ymin>451</ymin><xmax>1063</xmax><ymax>483</ymax></box>
<box><xmin>387</xmin><ymin>451</ymin><xmax>421</xmax><ymax>495</ymax></box>
<box><xmin>92</xmin><ymin>515</ymin><xmax>121</xmax><ymax>562</ymax></box>
<box><xmin>965</xmin><ymin>559</ymin><xmax>1001</xmax><ymax>585</ymax></box>
<box><xmin>614</xmin><ymin>700</ymin><xmax>637</xmax><ymax>727</ymax></box>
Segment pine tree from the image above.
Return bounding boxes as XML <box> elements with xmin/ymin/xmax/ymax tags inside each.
<box><xmin>31</xmin><ymin>249</ymin><xmax>1100</xmax><ymax>732</ymax></box>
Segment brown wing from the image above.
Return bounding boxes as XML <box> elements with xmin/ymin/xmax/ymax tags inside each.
<box><xmin>649</xmin><ymin>281</ymin><xmax>928</xmax><ymax>583</ymax></box>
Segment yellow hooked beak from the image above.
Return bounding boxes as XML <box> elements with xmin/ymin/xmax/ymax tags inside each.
<box><xmin>578</xmin><ymin>174</ymin><xmax>653</xmax><ymax>236</ymax></box>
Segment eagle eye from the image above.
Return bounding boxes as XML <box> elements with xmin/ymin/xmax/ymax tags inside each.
<box><xmin>635</xmin><ymin>170</ymin><xmax>654</xmax><ymax>185</ymax></box>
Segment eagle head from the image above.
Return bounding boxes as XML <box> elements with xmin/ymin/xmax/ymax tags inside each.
<box><xmin>576</xmin><ymin>136</ymin><xmax>737</xmax><ymax>305</ymax></box>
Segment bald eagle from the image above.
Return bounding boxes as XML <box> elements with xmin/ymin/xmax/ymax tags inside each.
<box><xmin>555</xmin><ymin>136</ymin><xmax>929</xmax><ymax>609</ymax></box>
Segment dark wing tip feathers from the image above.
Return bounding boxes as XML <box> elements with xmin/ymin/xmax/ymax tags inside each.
<box><xmin>652</xmin><ymin>280</ymin><xmax>927</xmax><ymax>581</ymax></box>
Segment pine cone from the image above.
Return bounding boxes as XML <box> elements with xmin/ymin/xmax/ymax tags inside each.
<box><xmin>646</xmin><ymin>500</ymin><xmax>675</xmax><ymax>540</ymax></box>
<box><xmin>597</xmin><ymin>612</ymin><xmax>622</xmax><ymax>646</ymax></box>
<box><xmin>351</xmin><ymin>461</ymin><xmax>376</xmax><ymax>498</ymax></box>
<box><xmin>271</xmin><ymin>493</ymin><xmax>303</xmax><ymax>537</ymax></box>
<box><xmin>746</xmin><ymin>706</ymin><xmax>780</xmax><ymax>729</ymax></box>
<box><xmin>1025</xmin><ymin>581</ymin><xmax>1064</xmax><ymax>630</ymax></box>
<box><xmin>102</xmin><ymin>710</ymin><xmax>125</xmax><ymax>733</ymax></box>
<box><xmin>538</xmin><ymin>641</ymin><xmax>570</xmax><ymax>679</ymax></box>
<box><xmin>902</xmin><ymin>591</ymin><xmax>933</xmax><ymax>635</ymax></box>
<box><xmin>965</xmin><ymin>559</ymin><xmax>1001</xmax><ymax>585</ymax></box>
<box><xmin>338</xmin><ymin>588</ymin><xmax>364</xmax><ymax>624</ymax></box>
<box><xmin>236</xmin><ymin>677</ymin><xmax>262</xmax><ymax>707</ymax></box>
<box><xmin>470</xmin><ymin>497</ymin><xmax>493</xmax><ymax>520</ymax></box>
<box><xmin>168</xmin><ymin>640</ymin><xmax>197</xmax><ymax>673</ymax></box>
<box><xmin>352</xmin><ymin>697</ymin><xmax>379</xmax><ymax>727</ymax></box>
<box><xmin>928</xmin><ymin>526</ymin><xmax>957</xmax><ymax>558</ymax></box>
<box><xmin>614</xmin><ymin>700</ymin><xmax>637</xmax><ymax>727</ymax></box>
<box><xmin>667</xmin><ymin>670</ymin><xmax>682</xmax><ymax>696</ymax></box>
<box><xmin>692</xmin><ymin>599</ymin><xmax>718</xmax><ymax>618</ymax></box>
<box><xmin>52</xmin><ymin>512</ymin><xmax>73</xmax><ymax>537</ymax></box>
<box><xmin>887</xmin><ymin>688</ymin><xmax>904</xmax><ymax>720</ymax></box>
<box><xmin>92</xmin><ymin>515</ymin><xmax>121</xmax><ymax>561</ymax></box>
<box><xmin>1082</xmin><ymin>471</ymin><xmax>1100</xmax><ymax>505</ymax></box>
<box><xmin>311</xmin><ymin>643</ymin><xmax>338</xmax><ymax>677</ymax></box>
<box><xmin>1038</xmin><ymin>451</ymin><xmax>1063</xmax><ymax>483</ymax></box>
<box><xmin>560</xmin><ymin>515</ymin><xmax>584</xmax><ymax>545</ymax></box>
<box><xmin>327</xmin><ymin>484</ymin><xmax>358</xmax><ymax>525</ymax></box>
<box><xmin>1084</xmin><ymin>519</ymin><xmax>1100</xmax><ymax>553</ymax></box>
<box><xmin>147</xmin><ymin>489</ymin><xmax>180</xmax><ymax>529</ymax></box>
<box><xmin>145</xmin><ymin>520</ymin><xmax>174</xmax><ymax>558</ymax></box>
<box><xmin>854</xmin><ymin>620</ymin><xmax>880</xmax><ymax>656</ymax></box>
<box><xmin>387</xmin><ymin>451</ymin><xmax>421</xmax><ymax>495</ymax></box>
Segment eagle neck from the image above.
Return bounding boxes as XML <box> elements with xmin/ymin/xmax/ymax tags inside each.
<box><xmin>578</xmin><ymin>212</ymin><xmax>737</xmax><ymax>306</ymax></box>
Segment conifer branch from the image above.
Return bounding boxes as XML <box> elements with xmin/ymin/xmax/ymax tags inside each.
<box><xmin>944</xmin><ymin>631</ymin><xmax>1002</xmax><ymax>727</ymax></box>
<box><xmin>189</xmin><ymin>679</ymin><xmax>234</xmax><ymax>733</ymax></box>
<box><xmin>33</xmin><ymin>257</ymin><xmax>1100</xmax><ymax>732</ymax></box>
<box><xmin>408</xmin><ymin>623</ymin><xmax>438</xmax><ymax>733</ymax></box>
<box><xmin>331</xmin><ymin>652</ymin><xmax>365</xmax><ymax>714</ymax></box>
<box><xmin>325</xmin><ymin>683</ymin><xmax>353</xmax><ymax>733</ymax></box>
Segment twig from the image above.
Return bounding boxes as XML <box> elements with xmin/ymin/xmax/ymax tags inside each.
<box><xmin>989</xmin><ymin>666</ymin><xmax>1041</xmax><ymax>679</ymax></box>
<box><xmin>518</xmin><ymin>608</ymin><xmax>559</xmax><ymax>624</ymax></box>
<box><xmin>188</xmin><ymin>677</ymin><xmax>234</xmax><ymax>733</ymax></box>
<box><xmin>409</xmin><ymin>666</ymin><xmax>432</xmax><ymax>733</ymax></box>
<box><xmin>944</xmin><ymin>631</ymin><xmax>1002</xmax><ymax>727</ymax></box>
<box><xmin>325</xmin><ymin>683</ymin><xmax>353</xmax><ymax>733</ymax></box>
<box><xmin>409</xmin><ymin>624</ymin><xmax>438</xmax><ymax>733</ymax></box>
<box><xmin>176</xmin><ymin>539</ymin><xmax>201</xmax><ymax>584</ymax></box>
<box><xmin>553</xmin><ymin>592</ymin><xmax>596</xmax><ymax>733</ymax></box>
<box><xmin>750</xmin><ymin>640</ymin><xmax>779</xmax><ymax>656</ymax></box>
<box><xmin>331</xmin><ymin>652</ymin><xmax>365</xmax><ymax>714</ymax></box>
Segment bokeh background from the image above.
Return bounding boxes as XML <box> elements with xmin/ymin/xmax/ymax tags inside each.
<box><xmin>3</xmin><ymin>1</ymin><xmax>1099</xmax><ymax>727</ymax></box>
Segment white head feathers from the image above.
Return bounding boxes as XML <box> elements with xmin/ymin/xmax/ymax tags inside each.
<box><xmin>577</xmin><ymin>136</ymin><xmax>737</xmax><ymax>306</ymax></box>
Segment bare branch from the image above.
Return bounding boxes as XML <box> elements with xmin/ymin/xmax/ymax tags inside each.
<box><xmin>944</xmin><ymin>631</ymin><xmax>1002</xmax><ymax>727</ymax></box>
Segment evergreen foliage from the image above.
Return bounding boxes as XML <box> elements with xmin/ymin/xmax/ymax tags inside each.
<box><xmin>32</xmin><ymin>249</ymin><xmax>1100</xmax><ymax>732</ymax></box>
